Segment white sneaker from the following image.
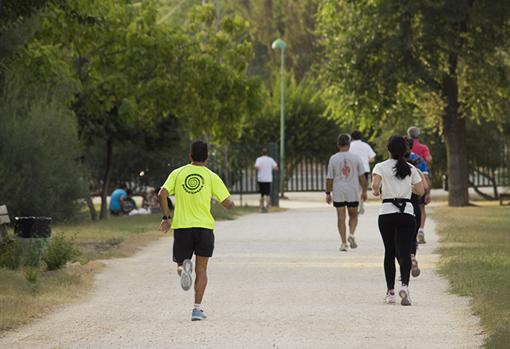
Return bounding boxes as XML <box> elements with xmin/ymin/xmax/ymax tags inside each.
<box><xmin>399</xmin><ymin>286</ymin><xmax>412</xmax><ymax>306</ymax></box>
<box><xmin>417</xmin><ymin>229</ymin><xmax>426</xmax><ymax>244</ymax></box>
<box><xmin>180</xmin><ymin>259</ymin><xmax>193</xmax><ymax>291</ymax></box>
<box><xmin>384</xmin><ymin>291</ymin><xmax>396</xmax><ymax>304</ymax></box>
<box><xmin>339</xmin><ymin>243</ymin><xmax>348</xmax><ymax>252</ymax></box>
<box><xmin>358</xmin><ymin>201</ymin><xmax>365</xmax><ymax>215</ymax></box>
<box><xmin>347</xmin><ymin>235</ymin><xmax>358</xmax><ymax>249</ymax></box>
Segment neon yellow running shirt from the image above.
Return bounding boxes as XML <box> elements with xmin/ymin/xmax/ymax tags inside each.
<box><xmin>162</xmin><ymin>164</ymin><xmax>230</xmax><ymax>229</ymax></box>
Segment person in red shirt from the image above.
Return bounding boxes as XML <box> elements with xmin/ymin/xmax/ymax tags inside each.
<box><xmin>407</xmin><ymin>127</ymin><xmax>431</xmax><ymax>244</ymax></box>
<box><xmin>407</xmin><ymin>127</ymin><xmax>432</xmax><ymax>165</ymax></box>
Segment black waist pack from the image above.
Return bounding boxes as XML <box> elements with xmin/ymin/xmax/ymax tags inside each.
<box><xmin>382</xmin><ymin>198</ymin><xmax>411</xmax><ymax>213</ymax></box>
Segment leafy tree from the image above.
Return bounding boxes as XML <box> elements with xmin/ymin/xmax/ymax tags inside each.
<box><xmin>239</xmin><ymin>75</ymin><xmax>340</xmax><ymax>188</ymax></box>
<box><xmin>30</xmin><ymin>1</ymin><xmax>262</xmax><ymax>219</ymax></box>
<box><xmin>221</xmin><ymin>0</ymin><xmax>321</xmax><ymax>82</ymax></box>
<box><xmin>0</xmin><ymin>65</ymin><xmax>86</xmax><ymax>220</ymax></box>
<box><xmin>318</xmin><ymin>0</ymin><xmax>510</xmax><ymax>206</ymax></box>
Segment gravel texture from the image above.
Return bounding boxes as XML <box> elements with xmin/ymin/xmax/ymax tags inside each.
<box><xmin>0</xmin><ymin>204</ymin><xmax>484</xmax><ymax>349</ymax></box>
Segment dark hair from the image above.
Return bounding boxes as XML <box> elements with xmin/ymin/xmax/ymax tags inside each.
<box><xmin>190</xmin><ymin>140</ymin><xmax>208</xmax><ymax>162</ymax></box>
<box><xmin>351</xmin><ymin>130</ymin><xmax>362</xmax><ymax>140</ymax></box>
<box><xmin>387</xmin><ymin>135</ymin><xmax>411</xmax><ymax>179</ymax></box>
<box><xmin>261</xmin><ymin>148</ymin><xmax>268</xmax><ymax>155</ymax></box>
<box><xmin>337</xmin><ymin>133</ymin><xmax>351</xmax><ymax>146</ymax></box>
<box><xmin>120</xmin><ymin>183</ymin><xmax>128</xmax><ymax>189</ymax></box>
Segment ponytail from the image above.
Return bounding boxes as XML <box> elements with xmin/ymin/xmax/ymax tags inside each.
<box><xmin>394</xmin><ymin>156</ymin><xmax>411</xmax><ymax>179</ymax></box>
<box><xmin>387</xmin><ymin>135</ymin><xmax>411</xmax><ymax>179</ymax></box>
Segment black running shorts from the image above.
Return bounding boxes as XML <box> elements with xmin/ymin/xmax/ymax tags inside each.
<box><xmin>173</xmin><ymin>228</ymin><xmax>215</xmax><ymax>264</ymax></box>
<box><xmin>333</xmin><ymin>201</ymin><xmax>359</xmax><ymax>208</ymax></box>
<box><xmin>258</xmin><ymin>182</ymin><xmax>271</xmax><ymax>196</ymax></box>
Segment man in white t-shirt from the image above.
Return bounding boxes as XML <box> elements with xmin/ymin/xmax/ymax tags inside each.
<box><xmin>326</xmin><ymin>134</ymin><xmax>368</xmax><ymax>251</ymax></box>
<box><xmin>254</xmin><ymin>148</ymin><xmax>278</xmax><ymax>212</ymax></box>
<box><xmin>349</xmin><ymin>130</ymin><xmax>376</xmax><ymax>214</ymax></box>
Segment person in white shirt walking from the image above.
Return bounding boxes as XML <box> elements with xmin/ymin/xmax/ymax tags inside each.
<box><xmin>349</xmin><ymin>131</ymin><xmax>376</xmax><ymax>214</ymax></box>
<box><xmin>326</xmin><ymin>134</ymin><xmax>368</xmax><ymax>251</ymax></box>
<box><xmin>372</xmin><ymin>135</ymin><xmax>425</xmax><ymax>306</ymax></box>
<box><xmin>254</xmin><ymin>148</ymin><xmax>278</xmax><ymax>213</ymax></box>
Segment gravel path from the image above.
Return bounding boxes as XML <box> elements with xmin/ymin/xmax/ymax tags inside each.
<box><xmin>0</xmin><ymin>204</ymin><xmax>483</xmax><ymax>349</ymax></box>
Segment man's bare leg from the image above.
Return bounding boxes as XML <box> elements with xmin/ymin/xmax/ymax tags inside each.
<box><xmin>259</xmin><ymin>196</ymin><xmax>264</xmax><ymax>210</ymax></box>
<box><xmin>336</xmin><ymin>207</ymin><xmax>347</xmax><ymax>244</ymax></box>
<box><xmin>347</xmin><ymin>207</ymin><xmax>359</xmax><ymax>235</ymax></box>
<box><xmin>194</xmin><ymin>256</ymin><xmax>209</xmax><ymax>305</ymax></box>
<box><xmin>265</xmin><ymin>195</ymin><xmax>271</xmax><ymax>209</ymax></box>
<box><xmin>419</xmin><ymin>204</ymin><xmax>426</xmax><ymax>229</ymax></box>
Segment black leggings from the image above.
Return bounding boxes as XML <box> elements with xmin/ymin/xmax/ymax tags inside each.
<box><xmin>378</xmin><ymin>213</ymin><xmax>416</xmax><ymax>290</ymax></box>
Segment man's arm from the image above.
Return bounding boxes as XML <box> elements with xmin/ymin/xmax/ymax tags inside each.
<box><xmin>325</xmin><ymin>178</ymin><xmax>333</xmax><ymax>204</ymax></box>
<box><xmin>358</xmin><ymin>174</ymin><xmax>368</xmax><ymax>201</ymax></box>
<box><xmin>221</xmin><ymin>196</ymin><xmax>235</xmax><ymax>209</ymax></box>
<box><xmin>158</xmin><ymin>188</ymin><xmax>172</xmax><ymax>233</ymax></box>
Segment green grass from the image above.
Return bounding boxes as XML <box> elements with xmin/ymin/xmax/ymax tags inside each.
<box><xmin>434</xmin><ymin>205</ymin><xmax>510</xmax><ymax>348</ymax></box>
<box><xmin>0</xmin><ymin>203</ymin><xmax>257</xmax><ymax>332</ymax></box>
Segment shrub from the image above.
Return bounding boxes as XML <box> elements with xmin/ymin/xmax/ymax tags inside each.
<box><xmin>24</xmin><ymin>267</ymin><xmax>39</xmax><ymax>284</ymax></box>
<box><xmin>43</xmin><ymin>233</ymin><xmax>80</xmax><ymax>271</ymax></box>
<box><xmin>0</xmin><ymin>71</ymin><xmax>86</xmax><ymax>221</ymax></box>
<box><xmin>0</xmin><ymin>239</ymin><xmax>22</xmax><ymax>270</ymax></box>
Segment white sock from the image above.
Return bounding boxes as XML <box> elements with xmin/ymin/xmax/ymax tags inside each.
<box><xmin>194</xmin><ymin>304</ymin><xmax>202</xmax><ymax>311</ymax></box>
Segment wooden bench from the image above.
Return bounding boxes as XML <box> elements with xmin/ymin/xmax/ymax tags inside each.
<box><xmin>0</xmin><ymin>205</ymin><xmax>10</xmax><ymax>245</ymax></box>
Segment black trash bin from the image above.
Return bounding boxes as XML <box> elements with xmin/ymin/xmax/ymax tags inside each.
<box><xmin>14</xmin><ymin>217</ymin><xmax>52</xmax><ymax>238</ymax></box>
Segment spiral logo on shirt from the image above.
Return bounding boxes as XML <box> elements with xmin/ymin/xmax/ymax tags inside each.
<box><xmin>183</xmin><ymin>173</ymin><xmax>204</xmax><ymax>194</ymax></box>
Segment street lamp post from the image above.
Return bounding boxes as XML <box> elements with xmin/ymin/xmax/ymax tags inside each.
<box><xmin>272</xmin><ymin>38</ymin><xmax>286</xmax><ymax>198</ymax></box>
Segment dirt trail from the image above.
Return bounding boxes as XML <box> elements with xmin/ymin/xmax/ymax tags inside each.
<box><xmin>0</xmin><ymin>204</ymin><xmax>483</xmax><ymax>348</ymax></box>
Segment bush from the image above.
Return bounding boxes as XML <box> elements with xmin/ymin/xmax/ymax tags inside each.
<box><xmin>24</xmin><ymin>267</ymin><xmax>39</xmax><ymax>284</ymax></box>
<box><xmin>43</xmin><ymin>233</ymin><xmax>80</xmax><ymax>271</ymax></box>
<box><xmin>0</xmin><ymin>239</ymin><xmax>22</xmax><ymax>270</ymax></box>
<box><xmin>0</xmin><ymin>69</ymin><xmax>86</xmax><ymax>221</ymax></box>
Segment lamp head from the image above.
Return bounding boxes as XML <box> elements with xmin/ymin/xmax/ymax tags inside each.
<box><xmin>272</xmin><ymin>38</ymin><xmax>286</xmax><ymax>50</ymax></box>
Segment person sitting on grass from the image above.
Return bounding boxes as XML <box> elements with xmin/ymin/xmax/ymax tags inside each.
<box><xmin>109</xmin><ymin>184</ymin><xmax>128</xmax><ymax>216</ymax></box>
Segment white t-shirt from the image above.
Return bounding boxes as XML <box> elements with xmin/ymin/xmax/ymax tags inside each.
<box><xmin>349</xmin><ymin>140</ymin><xmax>376</xmax><ymax>173</ymax></box>
<box><xmin>255</xmin><ymin>155</ymin><xmax>278</xmax><ymax>182</ymax></box>
<box><xmin>372</xmin><ymin>159</ymin><xmax>422</xmax><ymax>216</ymax></box>
<box><xmin>326</xmin><ymin>152</ymin><xmax>365</xmax><ymax>202</ymax></box>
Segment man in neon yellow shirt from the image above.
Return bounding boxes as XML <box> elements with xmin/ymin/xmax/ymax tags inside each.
<box><xmin>158</xmin><ymin>141</ymin><xmax>234</xmax><ymax>321</ymax></box>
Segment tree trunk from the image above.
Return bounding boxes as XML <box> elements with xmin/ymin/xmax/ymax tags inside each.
<box><xmin>442</xmin><ymin>53</ymin><xmax>469</xmax><ymax>206</ymax></box>
<box><xmin>99</xmin><ymin>138</ymin><xmax>114</xmax><ymax>220</ymax></box>
<box><xmin>85</xmin><ymin>196</ymin><xmax>97</xmax><ymax>221</ymax></box>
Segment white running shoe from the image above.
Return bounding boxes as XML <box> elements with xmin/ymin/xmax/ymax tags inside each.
<box><xmin>339</xmin><ymin>243</ymin><xmax>348</xmax><ymax>252</ymax></box>
<box><xmin>399</xmin><ymin>286</ymin><xmax>412</xmax><ymax>306</ymax></box>
<box><xmin>417</xmin><ymin>229</ymin><xmax>426</xmax><ymax>244</ymax></box>
<box><xmin>358</xmin><ymin>201</ymin><xmax>365</xmax><ymax>215</ymax></box>
<box><xmin>384</xmin><ymin>291</ymin><xmax>396</xmax><ymax>304</ymax></box>
<box><xmin>411</xmin><ymin>259</ymin><xmax>421</xmax><ymax>278</ymax></box>
<box><xmin>180</xmin><ymin>259</ymin><xmax>193</xmax><ymax>291</ymax></box>
<box><xmin>347</xmin><ymin>235</ymin><xmax>358</xmax><ymax>249</ymax></box>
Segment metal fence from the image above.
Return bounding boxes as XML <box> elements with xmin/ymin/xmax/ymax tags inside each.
<box><xmin>468</xmin><ymin>143</ymin><xmax>510</xmax><ymax>188</ymax></box>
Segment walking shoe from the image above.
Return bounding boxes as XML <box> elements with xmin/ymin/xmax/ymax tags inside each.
<box><xmin>180</xmin><ymin>259</ymin><xmax>193</xmax><ymax>291</ymax></box>
<box><xmin>399</xmin><ymin>286</ymin><xmax>412</xmax><ymax>306</ymax></box>
<box><xmin>411</xmin><ymin>259</ymin><xmax>421</xmax><ymax>278</ymax></box>
<box><xmin>347</xmin><ymin>235</ymin><xmax>358</xmax><ymax>249</ymax></box>
<box><xmin>417</xmin><ymin>229</ymin><xmax>426</xmax><ymax>244</ymax></box>
<box><xmin>384</xmin><ymin>291</ymin><xmax>396</xmax><ymax>304</ymax></box>
<box><xmin>260</xmin><ymin>207</ymin><xmax>268</xmax><ymax>213</ymax></box>
<box><xmin>358</xmin><ymin>201</ymin><xmax>365</xmax><ymax>215</ymax></box>
<box><xmin>191</xmin><ymin>308</ymin><xmax>207</xmax><ymax>321</ymax></box>
<box><xmin>339</xmin><ymin>243</ymin><xmax>348</xmax><ymax>252</ymax></box>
